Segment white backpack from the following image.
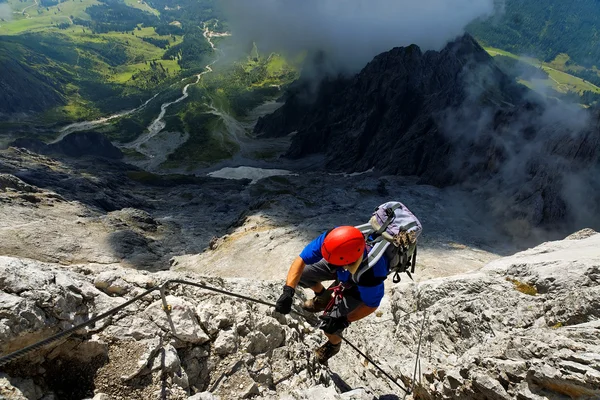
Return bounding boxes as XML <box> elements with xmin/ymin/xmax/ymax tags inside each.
<box><xmin>355</xmin><ymin>202</ymin><xmax>422</xmax><ymax>283</ymax></box>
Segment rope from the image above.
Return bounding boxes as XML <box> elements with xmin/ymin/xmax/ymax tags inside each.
<box><xmin>411</xmin><ymin>310</ymin><xmax>428</xmax><ymax>395</ymax></box>
<box><xmin>0</xmin><ymin>286</ymin><xmax>159</xmax><ymax>367</ymax></box>
<box><xmin>341</xmin><ymin>337</ymin><xmax>410</xmax><ymax>394</ymax></box>
<box><xmin>165</xmin><ymin>279</ymin><xmax>280</xmax><ymax>310</ymax></box>
<box><xmin>318</xmin><ymin>282</ymin><xmax>409</xmax><ymax>394</ymax></box>
<box><xmin>0</xmin><ymin>279</ymin><xmax>410</xmax><ymax>395</ymax></box>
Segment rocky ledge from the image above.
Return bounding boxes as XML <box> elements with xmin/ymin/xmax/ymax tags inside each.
<box><xmin>1</xmin><ymin>230</ymin><xmax>598</xmax><ymax>399</ymax></box>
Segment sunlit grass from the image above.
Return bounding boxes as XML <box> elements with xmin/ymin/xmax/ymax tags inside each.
<box><xmin>0</xmin><ymin>0</ymin><xmax>99</xmax><ymax>34</ymax></box>
<box><xmin>266</xmin><ymin>54</ymin><xmax>286</xmax><ymax>75</ymax></box>
<box><xmin>123</xmin><ymin>0</ymin><xmax>159</xmax><ymax>16</ymax></box>
<box><xmin>485</xmin><ymin>46</ymin><xmax>600</xmax><ymax>95</ymax></box>
<box><xmin>110</xmin><ymin>59</ymin><xmax>180</xmax><ymax>84</ymax></box>
<box><xmin>545</xmin><ymin>68</ymin><xmax>600</xmax><ymax>94</ymax></box>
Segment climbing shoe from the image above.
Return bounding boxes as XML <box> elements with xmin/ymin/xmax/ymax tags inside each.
<box><xmin>302</xmin><ymin>288</ymin><xmax>333</xmax><ymax>313</ymax></box>
<box><xmin>315</xmin><ymin>341</ymin><xmax>341</xmax><ymax>365</ymax></box>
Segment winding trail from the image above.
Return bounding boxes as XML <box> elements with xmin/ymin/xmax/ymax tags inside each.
<box><xmin>13</xmin><ymin>0</ymin><xmax>38</xmax><ymax>19</ymax></box>
<box><xmin>52</xmin><ymin>94</ymin><xmax>159</xmax><ymax>143</ymax></box>
<box><xmin>56</xmin><ymin>22</ymin><xmax>221</xmax><ymax>148</ymax></box>
<box><xmin>53</xmin><ymin>21</ymin><xmax>293</xmax><ymax>177</ymax></box>
<box><xmin>123</xmin><ymin>24</ymin><xmax>219</xmax><ymax>154</ymax></box>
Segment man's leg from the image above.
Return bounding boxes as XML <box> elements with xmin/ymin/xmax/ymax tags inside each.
<box><xmin>316</xmin><ymin>293</ymin><xmax>362</xmax><ymax>364</ymax></box>
<box><xmin>298</xmin><ymin>259</ymin><xmax>337</xmax><ymax>312</ymax></box>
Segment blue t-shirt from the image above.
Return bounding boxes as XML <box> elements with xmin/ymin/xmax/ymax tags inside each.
<box><xmin>299</xmin><ymin>231</ymin><xmax>388</xmax><ymax>307</ymax></box>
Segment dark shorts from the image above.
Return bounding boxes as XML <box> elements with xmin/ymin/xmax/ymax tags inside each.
<box><xmin>298</xmin><ymin>259</ymin><xmax>362</xmax><ymax>318</ymax></box>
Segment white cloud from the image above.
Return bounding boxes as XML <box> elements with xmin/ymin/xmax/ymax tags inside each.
<box><xmin>221</xmin><ymin>0</ymin><xmax>496</xmax><ymax>72</ymax></box>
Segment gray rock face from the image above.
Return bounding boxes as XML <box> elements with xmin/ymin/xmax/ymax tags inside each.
<box><xmin>0</xmin><ymin>256</ymin><xmax>329</xmax><ymax>398</ymax></box>
<box><xmin>255</xmin><ymin>34</ymin><xmax>600</xmax><ymax>230</ymax></box>
<box><xmin>1</xmin><ymin>231</ymin><xmax>599</xmax><ymax>399</ymax></box>
<box><xmin>0</xmin><ymin>147</ymin><xmax>254</xmax><ymax>270</ymax></box>
<box><xmin>1</xmin><ymin>144</ymin><xmax>599</xmax><ymax>398</ymax></box>
<box><xmin>257</xmin><ymin>35</ymin><xmax>524</xmax><ymax>180</ymax></box>
<box><xmin>0</xmin><ymin>373</ymin><xmax>44</xmax><ymax>400</ymax></box>
<box><xmin>11</xmin><ymin>131</ymin><xmax>123</xmax><ymax>160</ymax></box>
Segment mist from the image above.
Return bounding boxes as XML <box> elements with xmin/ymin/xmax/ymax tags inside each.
<box><xmin>0</xmin><ymin>4</ymin><xmax>12</xmax><ymax>21</ymax></box>
<box><xmin>221</xmin><ymin>0</ymin><xmax>497</xmax><ymax>73</ymax></box>
<box><xmin>440</xmin><ymin>58</ymin><xmax>600</xmax><ymax>237</ymax></box>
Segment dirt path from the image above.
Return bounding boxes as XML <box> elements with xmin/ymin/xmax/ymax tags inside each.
<box><xmin>13</xmin><ymin>0</ymin><xmax>38</xmax><ymax>19</ymax></box>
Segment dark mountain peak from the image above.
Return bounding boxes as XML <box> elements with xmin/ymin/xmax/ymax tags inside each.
<box><xmin>255</xmin><ymin>33</ymin><xmax>521</xmax><ymax>141</ymax></box>
<box><xmin>254</xmin><ymin>38</ymin><xmax>600</xmax><ymax>231</ymax></box>
<box><xmin>440</xmin><ymin>32</ymin><xmax>490</xmax><ymax>61</ymax></box>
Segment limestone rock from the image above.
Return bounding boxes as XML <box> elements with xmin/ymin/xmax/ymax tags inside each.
<box><xmin>565</xmin><ymin>228</ymin><xmax>598</xmax><ymax>240</ymax></box>
<box><xmin>0</xmin><ymin>229</ymin><xmax>599</xmax><ymax>400</ymax></box>
<box><xmin>213</xmin><ymin>367</ymin><xmax>259</xmax><ymax>399</ymax></box>
<box><xmin>383</xmin><ymin>231</ymin><xmax>600</xmax><ymax>399</ymax></box>
<box><xmin>145</xmin><ymin>296</ymin><xmax>210</xmax><ymax>344</ymax></box>
<box><xmin>0</xmin><ymin>174</ymin><xmax>41</xmax><ymax>193</ymax></box>
<box><xmin>90</xmin><ymin>394</ymin><xmax>111</xmax><ymax>400</ymax></box>
<box><xmin>188</xmin><ymin>392</ymin><xmax>220</xmax><ymax>400</ymax></box>
<box><xmin>213</xmin><ymin>330</ymin><xmax>238</xmax><ymax>356</ymax></box>
<box><xmin>107</xmin><ymin>208</ymin><xmax>160</xmax><ymax>233</ymax></box>
<box><xmin>94</xmin><ymin>271</ymin><xmax>132</xmax><ymax>295</ymax></box>
<box><xmin>150</xmin><ymin>344</ymin><xmax>181</xmax><ymax>374</ymax></box>
<box><xmin>0</xmin><ymin>374</ymin><xmax>42</xmax><ymax>400</ymax></box>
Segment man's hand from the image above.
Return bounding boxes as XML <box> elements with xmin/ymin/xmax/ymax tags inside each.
<box><xmin>318</xmin><ymin>315</ymin><xmax>350</xmax><ymax>335</ymax></box>
<box><xmin>275</xmin><ymin>285</ymin><xmax>295</xmax><ymax>314</ymax></box>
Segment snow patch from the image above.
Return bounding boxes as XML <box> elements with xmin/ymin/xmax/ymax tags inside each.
<box><xmin>207</xmin><ymin>166</ymin><xmax>296</xmax><ymax>184</ymax></box>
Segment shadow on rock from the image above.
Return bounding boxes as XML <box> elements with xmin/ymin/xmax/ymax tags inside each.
<box><xmin>107</xmin><ymin>229</ymin><xmax>166</xmax><ymax>271</ymax></box>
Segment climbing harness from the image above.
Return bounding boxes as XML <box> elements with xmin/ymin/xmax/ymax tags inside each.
<box><xmin>321</xmin><ymin>282</ymin><xmax>347</xmax><ymax>315</ymax></box>
<box><xmin>0</xmin><ymin>279</ymin><xmax>411</xmax><ymax>395</ymax></box>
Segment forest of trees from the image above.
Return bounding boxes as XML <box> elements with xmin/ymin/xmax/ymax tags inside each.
<box><xmin>146</xmin><ymin>0</ymin><xmax>223</xmax><ymax>30</ymax></box>
<box><xmin>70</xmin><ymin>0</ymin><xmax>217</xmax><ymax>70</ymax></box>
<box><xmin>469</xmin><ymin>0</ymin><xmax>600</xmax><ymax>68</ymax></box>
<box><xmin>569</xmin><ymin>69</ymin><xmax>600</xmax><ymax>88</ymax></box>
<box><xmin>40</xmin><ymin>0</ymin><xmax>59</xmax><ymax>6</ymax></box>
<box><xmin>79</xmin><ymin>0</ymin><xmax>158</xmax><ymax>33</ymax></box>
<box><xmin>141</xmin><ymin>36</ymin><xmax>170</xmax><ymax>49</ymax></box>
<box><xmin>162</xmin><ymin>28</ymin><xmax>212</xmax><ymax>69</ymax></box>
<box><xmin>155</xmin><ymin>23</ymin><xmax>182</xmax><ymax>36</ymax></box>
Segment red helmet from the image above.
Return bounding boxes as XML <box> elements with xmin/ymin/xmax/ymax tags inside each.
<box><xmin>321</xmin><ymin>226</ymin><xmax>365</xmax><ymax>266</ymax></box>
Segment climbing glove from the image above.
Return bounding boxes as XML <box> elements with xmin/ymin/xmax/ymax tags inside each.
<box><xmin>318</xmin><ymin>315</ymin><xmax>350</xmax><ymax>335</ymax></box>
<box><xmin>275</xmin><ymin>285</ymin><xmax>295</xmax><ymax>314</ymax></box>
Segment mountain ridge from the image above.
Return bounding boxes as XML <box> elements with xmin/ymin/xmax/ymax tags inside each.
<box><xmin>255</xmin><ymin>34</ymin><xmax>529</xmax><ymax>180</ymax></box>
<box><xmin>254</xmin><ymin>34</ymin><xmax>600</xmax><ymax>232</ymax></box>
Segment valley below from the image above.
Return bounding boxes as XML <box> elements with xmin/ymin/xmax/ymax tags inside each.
<box><xmin>1</xmin><ymin>1</ymin><xmax>600</xmax><ymax>399</ymax></box>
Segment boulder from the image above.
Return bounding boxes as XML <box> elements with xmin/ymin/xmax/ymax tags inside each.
<box><xmin>145</xmin><ymin>296</ymin><xmax>210</xmax><ymax>344</ymax></box>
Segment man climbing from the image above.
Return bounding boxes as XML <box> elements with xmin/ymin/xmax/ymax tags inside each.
<box><xmin>274</xmin><ymin>226</ymin><xmax>389</xmax><ymax>365</ymax></box>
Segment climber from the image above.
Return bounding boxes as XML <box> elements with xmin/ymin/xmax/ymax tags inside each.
<box><xmin>275</xmin><ymin>226</ymin><xmax>389</xmax><ymax>365</ymax></box>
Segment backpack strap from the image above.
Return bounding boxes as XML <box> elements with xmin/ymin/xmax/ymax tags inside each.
<box><xmin>367</xmin><ymin>240</ymin><xmax>389</xmax><ymax>266</ymax></box>
<box><xmin>392</xmin><ymin>244</ymin><xmax>418</xmax><ymax>283</ymax></box>
<box><xmin>355</xmin><ymin>223</ymin><xmax>374</xmax><ymax>235</ymax></box>
<box><xmin>357</xmin><ymin>239</ymin><xmax>391</xmax><ymax>281</ymax></box>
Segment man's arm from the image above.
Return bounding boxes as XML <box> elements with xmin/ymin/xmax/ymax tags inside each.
<box><xmin>285</xmin><ymin>256</ymin><xmax>306</xmax><ymax>288</ymax></box>
<box><xmin>346</xmin><ymin>303</ymin><xmax>377</xmax><ymax>322</ymax></box>
<box><xmin>351</xmin><ymin>281</ymin><xmax>384</xmax><ymax>322</ymax></box>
